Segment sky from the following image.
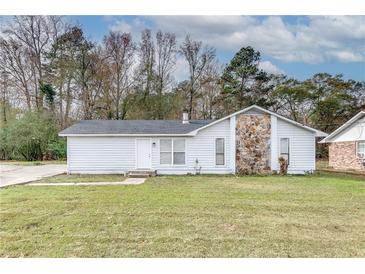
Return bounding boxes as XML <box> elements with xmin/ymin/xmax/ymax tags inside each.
<box><xmin>8</xmin><ymin>15</ymin><xmax>365</xmax><ymax>81</ymax></box>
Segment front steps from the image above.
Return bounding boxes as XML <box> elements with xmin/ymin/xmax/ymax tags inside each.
<box><xmin>127</xmin><ymin>170</ymin><xmax>157</xmax><ymax>178</ymax></box>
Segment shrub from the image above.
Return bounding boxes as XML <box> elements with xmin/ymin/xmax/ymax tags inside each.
<box><xmin>0</xmin><ymin>127</ymin><xmax>12</xmax><ymax>160</ymax></box>
<box><xmin>46</xmin><ymin>139</ymin><xmax>67</xmax><ymax>160</ymax></box>
<box><xmin>4</xmin><ymin>112</ymin><xmax>61</xmax><ymax>160</ymax></box>
<box><xmin>278</xmin><ymin>157</ymin><xmax>288</xmax><ymax>175</ymax></box>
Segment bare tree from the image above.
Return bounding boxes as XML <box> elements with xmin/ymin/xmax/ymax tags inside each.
<box><xmin>199</xmin><ymin>60</ymin><xmax>222</xmax><ymax>119</ymax></box>
<box><xmin>75</xmin><ymin>40</ymin><xmax>95</xmax><ymax>120</ymax></box>
<box><xmin>1</xmin><ymin>71</ymin><xmax>9</xmax><ymax>124</ymax></box>
<box><xmin>104</xmin><ymin>31</ymin><xmax>135</xmax><ymax>119</ymax></box>
<box><xmin>155</xmin><ymin>30</ymin><xmax>176</xmax><ymax>119</ymax></box>
<box><xmin>134</xmin><ymin>29</ymin><xmax>177</xmax><ymax>119</ymax></box>
<box><xmin>0</xmin><ymin>38</ymin><xmax>33</xmax><ymax>110</ymax></box>
<box><xmin>87</xmin><ymin>47</ymin><xmax>112</xmax><ymax>119</ymax></box>
<box><xmin>179</xmin><ymin>35</ymin><xmax>215</xmax><ymax>119</ymax></box>
<box><xmin>4</xmin><ymin>16</ymin><xmax>63</xmax><ymax>110</ymax></box>
<box><xmin>50</xmin><ymin>26</ymin><xmax>96</xmax><ymax>126</ymax></box>
<box><xmin>137</xmin><ymin>29</ymin><xmax>155</xmax><ymax>99</ymax></box>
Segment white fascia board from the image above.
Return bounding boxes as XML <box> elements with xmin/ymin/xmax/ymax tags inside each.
<box><xmin>59</xmin><ymin>133</ymin><xmax>196</xmax><ymax>137</ymax></box>
<box><xmin>192</xmin><ymin>105</ymin><xmax>327</xmax><ymax>136</ymax></box>
<box><xmin>190</xmin><ymin>105</ymin><xmax>260</xmax><ymax>134</ymax></box>
<box><xmin>320</xmin><ymin>111</ymin><xmax>365</xmax><ymax>143</ymax></box>
<box><xmin>270</xmin><ymin>115</ymin><xmax>278</xmax><ymax>171</ymax></box>
<box><xmin>250</xmin><ymin>105</ymin><xmax>328</xmax><ymax>136</ymax></box>
<box><xmin>229</xmin><ymin>115</ymin><xmax>236</xmax><ymax>173</ymax></box>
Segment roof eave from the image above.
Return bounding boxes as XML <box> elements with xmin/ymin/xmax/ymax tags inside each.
<box><xmin>192</xmin><ymin>105</ymin><xmax>326</xmax><ymax>135</ymax></box>
<box><xmin>59</xmin><ymin>133</ymin><xmax>197</xmax><ymax>137</ymax></box>
<box><xmin>320</xmin><ymin>111</ymin><xmax>365</xmax><ymax>143</ymax></box>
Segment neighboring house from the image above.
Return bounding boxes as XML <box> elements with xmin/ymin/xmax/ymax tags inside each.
<box><xmin>59</xmin><ymin>105</ymin><xmax>327</xmax><ymax>175</ymax></box>
<box><xmin>320</xmin><ymin>111</ymin><xmax>365</xmax><ymax>172</ymax></box>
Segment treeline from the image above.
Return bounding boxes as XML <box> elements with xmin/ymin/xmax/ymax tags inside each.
<box><xmin>0</xmin><ymin>16</ymin><xmax>364</xmax><ymax>160</ymax></box>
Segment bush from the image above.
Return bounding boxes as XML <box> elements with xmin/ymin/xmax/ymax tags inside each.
<box><xmin>0</xmin><ymin>127</ymin><xmax>11</xmax><ymax>160</ymax></box>
<box><xmin>3</xmin><ymin>111</ymin><xmax>63</xmax><ymax>161</ymax></box>
<box><xmin>278</xmin><ymin>157</ymin><xmax>288</xmax><ymax>175</ymax></box>
<box><xmin>46</xmin><ymin>139</ymin><xmax>67</xmax><ymax>160</ymax></box>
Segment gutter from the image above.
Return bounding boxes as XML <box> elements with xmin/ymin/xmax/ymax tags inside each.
<box><xmin>59</xmin><ymin>133</ymin><xmax>197</xmax><ymax>137</ymax></box>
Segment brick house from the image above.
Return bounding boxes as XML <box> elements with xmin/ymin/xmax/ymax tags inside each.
<box><xmin>321</xmin><ymin>111</ymin><xmax>365</xmax><ymax>173</ymax></box>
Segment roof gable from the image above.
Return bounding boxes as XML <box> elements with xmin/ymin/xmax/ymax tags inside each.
<box><xmin>320</xmin><ymin>111</ymin><xmax>365</xmax><ymax>143</ymax></box>
<box><xmin>193</xmin><ymin>105</ymin><xmax>328</xmax><ymax>137</ymax></box>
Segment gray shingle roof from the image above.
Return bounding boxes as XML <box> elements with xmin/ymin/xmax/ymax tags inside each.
<box><xmin>59</xmin><ymin>120</ymin><xmax>214</xmax><ymax>135</ymax></box>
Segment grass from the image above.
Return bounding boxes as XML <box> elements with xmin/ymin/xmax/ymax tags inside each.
<box><xmin>31</xmin><ymin>174</ymin><xmax>125</xmax><ymax>184</ymax></box>
<box><xmin>316</xmin><ymin>159</ymin><xmax>365</xmax><ymax>176</ymax></box>
<box><xmin>316</xmin><ymin>159</ymin><xmax>331</xmax><ymax>170</ymax></box>
<box><xmin>1</xmin><ymin>160</ymin><xmax>66</xmax><ymax>166</ymax></box>
<box><xmin>0</xmin><ymin>173</ymin><xmax>364</xmax><ymax>258</ymax></box>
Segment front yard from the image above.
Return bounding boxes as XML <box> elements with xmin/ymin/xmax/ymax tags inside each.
<box><xmin>0</xmin><ymin>173</ymin><xmax>364</xmax><ymax>257</ymax></box>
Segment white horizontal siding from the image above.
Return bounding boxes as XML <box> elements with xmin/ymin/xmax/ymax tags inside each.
<box><xmin>67</xmin><ymin>119</ymin><xmax>233</xmax><ymax>174</ymax></box>
<box><xmin>151</xmin><ymin>119</ymin><xmax>233</xmax><ymax>174</ymax></box>
<box><xmin>277</xmin><ymin>119</ymin><xmax>315</xmax><ymax>173</ymax></box>
<box><xmin>188</xmin><ymin>119</ymin><xmax>231</xmax><ymax>172</ymax></box>
<box><xmin>243</xmin><ymin>109</ymin><xmax>263</xmax><ymax>115</ymax></box>
<box><xmin>67</xmin><ymin>116</ymin><xmax>316</xmax><ymax>175</ymax></box>
<box><xmin>68</xmin><ymin>137</ymin><xmax>135</xmax><ymax>174</ymax></box>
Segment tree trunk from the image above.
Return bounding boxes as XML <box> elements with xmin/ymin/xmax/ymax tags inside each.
<box><xmin>64</xmin><ymin>77</ymin><xmax>72</xmax><ymax>127</ymax></box>
<box><xmin>58</xmin><ymin>81</ymin><xmax>64</xmax><ymax>127</ymax></box>
<box><xmin>188</xmin><ymin>87</ymin><xmax>194</xmax><ymax>120</ymax></box>
<box><xmin>1</xmin><ymin>75</ymin><xmax>7</xmax><ymax>124</ymax></box>
<box><xmin>24</xmin><ymin>86</ymin><xmax>32</xmax><ymax>111</ymax></box>
<box><xmin>157</xmin><ymin>79</ymin><xmax>164</xmax><ymax>119</ymax></box>
<box><xmin>116</xmin><ymin>66</ymin><xmax>120</xmax><ymax>120</ymax></box>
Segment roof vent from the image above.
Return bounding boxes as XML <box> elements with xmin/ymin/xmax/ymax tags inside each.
<box><xmin>182</xmin><ymin>110</ymin><xmax>189</xmax><ymax>124</ymax></box>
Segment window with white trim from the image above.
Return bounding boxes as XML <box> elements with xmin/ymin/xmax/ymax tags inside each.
<box><xmin>160</xmin><ymin>139</ymin><xmax>172</xmax><ymax>165</ymax></box>
<box><xmin>160</xmin><ymin>139</ymin><xmax>186</xmax><ymax>165</ymax></box>
<box><xmin>173</xmin><ymin>139</ymin><xmax>186</xmax><ymax>165</ymax></box>
<box><xmin>215</xmin><ymin>138</ymin><xmax>225</xmax><ymax>165</ymax></box>
<box><xmin>357</xmin><ymin>141</ymin><xmax>365</xmax><ymax>158</ymax></box>
<box><xmin>280</xmin><ymin>138</ymin><xmax>290</xmax><ymax>163</ymax></box>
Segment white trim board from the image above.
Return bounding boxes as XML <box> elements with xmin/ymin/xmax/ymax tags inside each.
<box><xmin>60</xmin><ymin>133</ymin><xmax>196</xmax><ymax>137</ymax></box>
<box><xmin>270</xmin><ymin>115</ymin><xmax>278</xmax><ymax>171</ymax></box>
<box><xmin>191</xmin><ymin>105</ymin><xmax>328</xmax><ymax>137</ymax></box>
<box><xmin>320</xmin><ymin>111</ymin><xmax>365</xmax><ymax>143</ymax></box>
<box><xmin>59</xmin><ymin>105</ymin><xmax>328</xmax><ymax>138</ymax></box>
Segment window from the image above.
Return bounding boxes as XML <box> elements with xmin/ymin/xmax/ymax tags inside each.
<box><xmin>160</xmin><ymin>139</ymin><xmax>186</xmax><ymax>165</ymax></box>
<box><xmin>160</xmin><ymin>139</ymin><xmax>172</xmax><ymax>165</ymax></box>
<box><xmin>173</xmin><ymin>139</ymin><xmax>186</xmax><ymax>165</ymax></box>
<box><xmin>216</xmin><ymin>138</ymin><xmax>225</xmax><ymax>165</ymax></box>
<box><xmin>357</xmin><ymin>141</ymin><xmax>365</xmax><ymax>158</ymax></box>
<box><xmin>280</xmin><ymin>138</ymin><xmax>290</xmax><ymax>163</ymax></box>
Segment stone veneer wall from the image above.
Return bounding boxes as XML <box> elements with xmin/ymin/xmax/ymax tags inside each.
<box><xmin>329</xmin><ymin>141</ymin><xmax>365</xmax><ymax>172</ymax></box>
<box><xmin>236</xmin><ymin>114</ymin><xmax>271</xmax><ymax>174</ymax></box>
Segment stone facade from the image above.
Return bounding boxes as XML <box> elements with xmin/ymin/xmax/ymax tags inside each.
<box><xmin>236</xmin><ymin>114</ymin><xmax>271</xmax><ymax>174</ymax></box>
<box><xmin>329</xmin><ymin>141</ymin><xmax>365</xmax><ymax>172</ymax></box>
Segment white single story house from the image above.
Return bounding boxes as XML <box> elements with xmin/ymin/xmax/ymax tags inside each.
<box><xmin>59</xmin><ymin>105</ymin><xmax>327</xmax><ymax>175</ymax></box>
<box><xmin>320</xmin><ymin>111</ymin><xmax>365</xmax><ymax>172</ymax></box>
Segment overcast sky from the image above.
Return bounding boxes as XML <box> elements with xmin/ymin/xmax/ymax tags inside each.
<box><xmin>10</xmin><ymin>15</ymin><xmax>365</xmax><ymax>81</ymax></box>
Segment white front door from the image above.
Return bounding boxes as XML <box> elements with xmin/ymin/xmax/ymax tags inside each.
<box><xmin>136</xmin><ymin>139</ymin><xmax>151</xmax><ymax>169</ymax></box>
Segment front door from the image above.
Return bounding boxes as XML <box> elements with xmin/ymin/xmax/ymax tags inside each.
<box><xmin>136</xmin><ymin>139</ymin><xmax>151</xmax><ymax>169</ymax></box>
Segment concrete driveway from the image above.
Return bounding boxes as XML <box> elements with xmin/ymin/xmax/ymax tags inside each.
<box><xmin>0</xmin><ymin>164</ymin><xmax>67</xmax><ymax>187</ymax></box>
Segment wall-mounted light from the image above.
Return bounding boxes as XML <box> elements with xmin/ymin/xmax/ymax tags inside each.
<box><xmin>152</xmin><ymin>142</ymin><xmax>156</xmax><ymax>147</ymax></box>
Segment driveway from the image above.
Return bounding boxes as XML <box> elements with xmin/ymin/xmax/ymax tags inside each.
<box><xmin>0</xmin><ymin>164</ymin><xmax>67</xmax><ymax>187</ymax></box>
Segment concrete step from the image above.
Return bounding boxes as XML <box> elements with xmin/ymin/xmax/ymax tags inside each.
<box><xmin>127</xmin><ymin>170</ymin><xmax>156</xmax><ymax>178</ymax></box>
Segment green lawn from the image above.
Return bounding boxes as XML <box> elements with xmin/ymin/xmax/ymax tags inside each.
<box><xmin>1</xmin><ymin>160</ymin><xmax>66</xmax><ymax>166</ymax></box>
<box><xmin>316</xmin><ymin>159</ymin><xmax>331</xmax><ymax>170</ymax></box>
<box><xmin>31</xmin><ymin>174</ymin><xmax>125</xmax><ymax>184</ymax></box>
<box><xmin>1</xmin><ymin>173</ymin><xmax>364</xmax><ymax>257</ymax></box>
